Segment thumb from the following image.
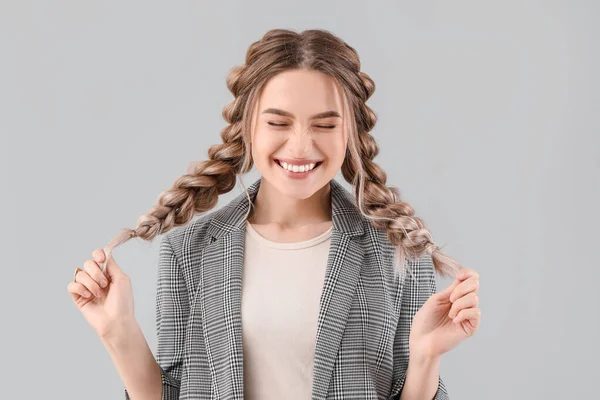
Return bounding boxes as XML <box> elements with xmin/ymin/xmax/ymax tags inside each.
<box><xmin>104</xmin><ymin>252</ymin><xmax>124</xmax><ymax>282</ymax></box>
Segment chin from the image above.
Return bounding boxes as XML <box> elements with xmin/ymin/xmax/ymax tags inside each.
<box><xmin>275</xmin><ymin>171</ymin><xmax>333</xmax><ymax>199</ymax></box>
<box><xmin>282</xmin><ymin>185</ymin><xmax>321</xmax><ymax>200</ymax></box>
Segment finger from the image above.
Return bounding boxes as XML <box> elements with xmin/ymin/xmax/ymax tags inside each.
<box><xmin>453</xmin><ymin>307</ymin><xmax>481</xmax><ymax>324</ymax></box>
<box><xmin>95</xmin><ymin>248</ymin><xmax>112</xmax><ymax>276</ymax></box>
<box><xmin>67</xmin><ymin>281</ymin><xmax>92</xmax><ymax>300</ymax></box>
<box><xmin>456</xmin><ymin>268</ymin><xmax>479</xmax><ymax>281</ymax></box>
<box><xmin>105</xmin><ymin>253</ymin><xmax>123</xmax><ymax>282</ymax></box>
<box><xmin>448</xmin><ymin>292</ymin><xmax>478</xmax><ymax>319</ymax></box>
<box><xmin>92</xmin><ymin>248</ymin><xmax>106</xmax><ymax>266</ymax></box>
<box><xmin>449</xmin><ymin>276</ymin><xmax>479</xmax><ymax>303</ymax></box>
<box><xmin>75</xmin><ymin>268</ymin><xmax>104</xmax><ymax>298</ymax></box>
<box><xmin>84</xmin><ymin>259</ymin><xmax>109</xmax><ymax>289</ymax></box>
<box><xmin>435</xmin><ymin>277</ymin><xmax>461</xmax><ymax>302</ymax></box>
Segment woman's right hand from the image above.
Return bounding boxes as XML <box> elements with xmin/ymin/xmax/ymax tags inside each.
<box><xmin>67</xmin><ymin>249</ymin><xmax>136</xmax><ymax>340</ymax></box>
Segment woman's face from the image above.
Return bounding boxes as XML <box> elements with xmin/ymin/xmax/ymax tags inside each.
<box><xmin>250</xmin><ymin>69</ymin><xmax>349</xmax><ymax>200</ymax></box>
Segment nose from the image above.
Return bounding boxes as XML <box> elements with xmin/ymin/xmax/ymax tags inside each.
<box><xmin>288</xmin><ymin>125</ymin><xmax>312</xmax><ymax>157</ymax></box>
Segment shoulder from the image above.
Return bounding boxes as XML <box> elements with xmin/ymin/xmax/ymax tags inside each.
<box><xmin>160</xmin><ymin>207</ymin><xmax>222</xmax><ymax>258</ymax></box>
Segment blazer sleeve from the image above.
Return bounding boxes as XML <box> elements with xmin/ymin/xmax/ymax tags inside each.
<box><xmin>388</xmin><ymin>253</ymin><xmax>450</xmax><ymax>400</ymax></box>
<box><xmin>125</xmin><ymin>234</ymin><xmax>189</xmax><ymax>400</ymax></box>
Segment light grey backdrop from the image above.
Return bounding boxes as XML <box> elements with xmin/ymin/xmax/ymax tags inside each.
<box><xmin>1</xmin><ymin>1</ymin><xmax>598</xmax><ymax>398</ymax></box>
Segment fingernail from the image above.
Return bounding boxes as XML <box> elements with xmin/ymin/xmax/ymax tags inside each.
<box><xmin>100</xmin><ymin>278</ymin><xmax>107</xmax><ymax>287</ymax></box>
<box><xmin>84</xmin><ymin>291</ymin><xmax>91</xmax><ymax>298</ymax></box>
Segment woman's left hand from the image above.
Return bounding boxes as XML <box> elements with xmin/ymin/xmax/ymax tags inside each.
<box><xmin>409</xmin><ymin>268</ymin><xmax>481</xmax><ymax>359</ymax></box>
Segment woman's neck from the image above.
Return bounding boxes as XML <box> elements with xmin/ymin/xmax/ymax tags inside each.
<box><xmin>249</xmin><ymin>179</ymin><xmax>332</xmax><ymax>230</ymax></box>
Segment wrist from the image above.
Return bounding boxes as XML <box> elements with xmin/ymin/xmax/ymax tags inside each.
<box><xmin>99</xmin><ymin>317</ymin><xmax>141</xmax><ymax>348</ymax></box>
<box><xmin>409</xmin><ymin>348</ymin><xmax>441</xmax><ymax>367</ymax></box>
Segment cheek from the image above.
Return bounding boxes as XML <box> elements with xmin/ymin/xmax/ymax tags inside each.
<box><xmin>251</xmin><ymin>131</ymin><xmax>282</xmax><ymax>160</ymax></box>
<box><xmin>319</xmin><ymin>136</ymin><xmax>347</xmax><ymax>162</ymax></box>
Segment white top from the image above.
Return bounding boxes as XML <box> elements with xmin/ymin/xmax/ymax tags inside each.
<box><xmin>241</xmin><ymin>221</ymin><xmax>332</xmax><ymax>399</ymax></box>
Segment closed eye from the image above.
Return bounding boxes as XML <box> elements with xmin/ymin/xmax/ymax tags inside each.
<box><xmin>268</xmin><ymin>122</ymin><xmax>336</xmax><ymax>129</ymax></box>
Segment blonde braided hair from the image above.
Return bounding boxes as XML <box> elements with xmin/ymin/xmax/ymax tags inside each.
<box><xmin>100</xmin><ymin>28</ymin><xmax>461</xmax><ymax>278</ymax></box>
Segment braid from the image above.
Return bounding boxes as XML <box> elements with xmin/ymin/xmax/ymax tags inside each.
<box><xmin>344</xmin><ymin>70</ymin><xmax>461</xmax><ymax>278</ymax></box>
<box><xmin>96</xmin><ymin>28</ymin><xmax>462</xmax><ymax>279</ymax></box>
<box><xmin>101</xmin><ymin>62</ymin><xmax>253</xmax><ymax>261</ymax></box>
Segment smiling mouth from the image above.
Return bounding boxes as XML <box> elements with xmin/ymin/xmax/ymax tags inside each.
<box><xmin>274</xmin><ymin>159</ymin><xmax>324</xmax><ymax>172</ymax></box>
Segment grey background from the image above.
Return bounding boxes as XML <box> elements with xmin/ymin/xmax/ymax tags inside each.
<box><xmin>1</xmin><ymin>1</ymin><xmax>598</xmax><ymax>398</ymax></box>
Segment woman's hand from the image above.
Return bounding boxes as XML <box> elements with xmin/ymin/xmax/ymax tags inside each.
<box><xmin>67</xmin><ymin>249</ymin><xmax>136</xmax><ymax>340</ymax></box>
<box><xmin>409</xmin><ymin>268</ymin><xmax>481</xmax><ymax>359</ymax></box>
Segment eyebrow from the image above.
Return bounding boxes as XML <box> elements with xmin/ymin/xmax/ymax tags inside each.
<box><xmin>260</xmin><ymin>108</ymin><xmax>341</xmax><ymax>120</ymax></box>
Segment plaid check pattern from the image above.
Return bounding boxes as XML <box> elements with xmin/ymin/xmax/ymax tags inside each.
<box><xmin>125</xmin><ymin>177</ymin><xmax>449</xmax><ymax>399</ymax></box>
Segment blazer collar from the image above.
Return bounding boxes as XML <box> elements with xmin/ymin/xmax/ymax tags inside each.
<box><xmin>197</xmin><ymin>176</ymin><xmax>366</xmax><ymax>400</ymax></box>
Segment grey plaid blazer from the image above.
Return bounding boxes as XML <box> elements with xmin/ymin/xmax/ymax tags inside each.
<box><xmin>124</xmin><ymin>177</ymin><xmax>449</xmax><ymax>399</ymax></box>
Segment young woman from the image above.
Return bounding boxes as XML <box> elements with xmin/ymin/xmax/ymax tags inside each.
<box><xmin>67</xmin><ymin>28</ymin><xmax>481</xmax><ymax>400</ymax></box>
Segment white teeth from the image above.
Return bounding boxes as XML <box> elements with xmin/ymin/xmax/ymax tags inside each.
<box><xmin>278</xmin><ymin>161</ymin><xmax>318</xmax><ymax>172</ymax></box>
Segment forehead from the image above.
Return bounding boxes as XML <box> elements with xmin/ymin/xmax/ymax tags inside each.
<box><xmin>258</xmin><ymin>69</ymin><xmax>344</xmax><ymax>116</ymax></box>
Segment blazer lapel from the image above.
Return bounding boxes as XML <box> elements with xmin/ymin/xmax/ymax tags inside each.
<box><xmin>199</xmin><ymin>190</ymin><xmax>250</xmax><ymax>399</ymax></box>
<box><xmin>198</xmin><ymin>177</ymin><xmax>365</xmax><ymax>400</ymax></box>
<box><xmin>310</xmin><ymin>224</ymin><xmax>364</xmax><ymax>399</ymax></box>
